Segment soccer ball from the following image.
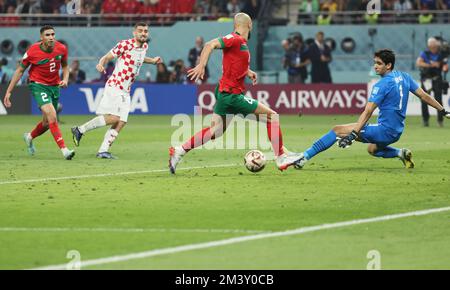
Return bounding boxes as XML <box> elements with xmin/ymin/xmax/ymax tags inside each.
<box><xmin>244</xmin><ymin>150</ymin><xmax>266</xmax><ymax>173</ymax></box>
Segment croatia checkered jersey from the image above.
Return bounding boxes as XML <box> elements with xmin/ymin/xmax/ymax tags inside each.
<box><xmin>20</xmin><ymin>41</ymin><xmax>68</xmax><ymax>86</ymax></box>
<box><xmin>108</xmin><ymin>38</ymin><xmax>148</xmax><ymax>92</ymax></box>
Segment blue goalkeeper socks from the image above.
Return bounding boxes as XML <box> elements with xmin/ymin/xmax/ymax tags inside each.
<box><xmin>373</xmin><ymin>146</ymin><xmax>400</xmax><ymax>158</ymax></box>
<box><xmin>304</xmin><ymin>130</ymin><xmax>337</xmax><ymax>160</ymax></box>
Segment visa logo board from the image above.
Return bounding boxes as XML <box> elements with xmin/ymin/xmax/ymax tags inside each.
<box><xmin>31</xmin><ymin>83</ymin><xmax>198</xmax><ymax>115</ymax></box>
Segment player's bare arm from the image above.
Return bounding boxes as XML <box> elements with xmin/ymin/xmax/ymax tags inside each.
<box><xmin>59</xmin><ymin>60</ymin><xmax>69</xmax><ymax>88</ymax></box>
<box><xmin>97</xmin><ymin>52</ymin><xmax>115</xmax><ymax>74</ymax></box>
<box><xmin>353</xmin><ymin>102</ymin><xmax>379</xmax><ymax>133</ymax></box>
<box><xmin>144</xmin><ymin>56</ymin><xmax>163</xmax><ymax>65</ymax></box>
<box><xmin>414</xmin><ymin>87</ymin><xmax>450</xmax><ymax>118</ymax></box>
<box><xmin>3</xmin><ymin>64</ymin><xmax>27</xmax><ymax>108</ymax></box>
<box><xmin>247</xmin><ymin>69</ymin><xmax>258</xmax><ymax>85</ymax></box>
<box><xmin>336</xmin><ymin>101</ymin><xmax>378</xmax><ymax>149</ymax></box>
<box><xmin>187</xmin><ymin>38</ymin><xmax>221</xmax><ymax>82</ymax></box>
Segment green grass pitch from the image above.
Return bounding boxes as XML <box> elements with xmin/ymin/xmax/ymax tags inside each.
<box><xmin>0</xmin><ymin>114</ymin><xmax>449</xmax><ymax>269</ymax></box>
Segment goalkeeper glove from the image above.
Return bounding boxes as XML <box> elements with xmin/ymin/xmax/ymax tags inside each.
<box><xmin>441</xmin><ymin>109</ymin><xmax>450</xmax><ymax>119</ymax></box>
<box><xmin>338</xmin><ymin>130</ymin><xmax>359</xmax><ymax>149</ymax></box>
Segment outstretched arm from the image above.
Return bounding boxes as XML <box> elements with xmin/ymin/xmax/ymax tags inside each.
<box><xmin>96</xmin><ymin>52</ymin><xmax>115</xmax><ymax>74</ymax></box>
<box><xmin>413</xmin><ymin>87</ymin><xmax>450</xmax><ymax>118</ymax></box>
<box><xmin>338</xmin><ymin>102</ymin><xmax>378</xmax><ymax>148</ymax></box>
<box><xmin>187</xmin><ymin>39</ymin><xmax>221</xmax><ymax>82</ymax></box>
<box><xmin>3</xmin><ymin>65</ymin><xmax>26</xmax><ymax>108</ymax></box>
<box><xmin>144</xmin><ymin>56</ymin><xmax>163</xmax><ymax>65</ymax></box>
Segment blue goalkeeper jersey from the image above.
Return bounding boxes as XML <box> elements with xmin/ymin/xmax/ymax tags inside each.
<box><xmin>368</xmin><ymin>70</ymin><xmax>419</xmax><ymax>135</ymax></box>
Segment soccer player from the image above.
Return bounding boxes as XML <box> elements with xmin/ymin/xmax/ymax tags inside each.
<box><xmin>71</xmin><ymin>22</ymin><xmax>162</xmax><ymax>159</ymax></box>
<box><xmin>294</xmin><ymin>49</ymin><xmax>450</xmax><ymax>169</ymax></box>
<box><xmin>168</xmin><ymin>13</ymin><xmax>303</xmax><ymax>174</ymax></box>
<box><xmin>2</xmin><ymin>25</ymin><xmax>75</xmax><ymax>160</ymax></box>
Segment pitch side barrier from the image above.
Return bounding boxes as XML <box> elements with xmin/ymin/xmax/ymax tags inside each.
<box><xmin>8</xmin><ymin>83</ymin><xmax>446</xmax><ymax>116</ymax></box>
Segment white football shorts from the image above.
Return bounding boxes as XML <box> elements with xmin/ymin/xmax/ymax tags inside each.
<box><xmin>96</xmin><ymin>85</ymin><xmax>131</xmax><ymax>122</ymax></box>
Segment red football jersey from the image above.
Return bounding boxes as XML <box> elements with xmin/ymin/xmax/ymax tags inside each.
<box><xmin>218</xmin><ymin>32</ymin><xmax>250</xmax><ymax>94</ymax></box>
<box><xmin>21</xmin><ymin>41</ymin><xmax>68</xmax><ymax>86</ymax></box>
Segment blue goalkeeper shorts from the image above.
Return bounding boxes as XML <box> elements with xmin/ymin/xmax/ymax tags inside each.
<box><xmin>359</xmin><ymin>124</ymin><xmax>401</xmax><ymax>148</ymax></box>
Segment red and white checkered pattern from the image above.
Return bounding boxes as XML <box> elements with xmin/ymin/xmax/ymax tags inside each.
<box><xmin>107</xmin><ymin>39</ymin><xmax>148</xmax><ymax>92</ymax></box>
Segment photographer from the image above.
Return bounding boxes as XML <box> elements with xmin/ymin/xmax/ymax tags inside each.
<box><xmin>416</xmin><ymin>37</ymin><xmax>449</xmax><ymax>127</ymax></box>
<box><xmin>284</xmin><ymin>34</ymin><xmax>310</xmax><ymax>84</ymax></box>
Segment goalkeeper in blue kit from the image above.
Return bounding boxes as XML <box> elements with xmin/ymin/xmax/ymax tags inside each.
<box><xmin>295</xmin><ymin>49</ymin><xmax>450</xmax><ymax>169</ymax></box>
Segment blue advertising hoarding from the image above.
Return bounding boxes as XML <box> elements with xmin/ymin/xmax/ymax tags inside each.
<box><xmin>31</xmin><ymin>83</ymin><xmax>198</xmax><ymax>115</ymax></box>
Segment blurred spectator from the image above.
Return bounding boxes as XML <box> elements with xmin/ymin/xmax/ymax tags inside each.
<box><xmin>15</xmin><ymin>0</ymin><xmax>31</xmax><ymax>14</ymax></box>
<box><xmin>394</xmin><ymin>0</ymin><xmax>414</xmax><ymax>12</ymax></box>
<box><xmin>0</xmin><ymin>5</ymin><xmax>19</xmax><ymax>25</ymax></box>
<box><xmin>159</xmin><ymin>0</ymin><xmax>176</xmax><ymax>13</ymax></box>
<box><xmin>156</xmin><ymin>62</ymin><xmax>171</xmax><ymax>83</ymax></box>
<box><xmin>241</xmin><ymin>0</ymin><xmax>258</xmax><ymax>19</ymax></box>
<box><xmin>0</xmin><ymin>0</ymin><xmax>7</xmax><ymax>13</ymax></box>
<box><xmin>101</xmin><ymin>0</ymin><xmax>120</xmax><ymax>14</ymax></box>
<box><xmin>321</xmin><ymin>0</ymin><xmax>337</xmax><ymax>13</ymax></box>
<box><xmin>171</xmin><ymin>59</ymin><xmax>188</xmax><ymax>84</ymax></box>
<box><xmin>192</xmin><ymin>3</ymin><xmax>208</xmax><ymax>21</ymax></box>
<box><xmin>177</xmin><ymin>0</ymin><xmax>195</xmax><ymax>14</ymax></box>
<box><xmin>196</xmin><ymin>0</ymin><xmax>211</xmax><ymax>13</ymax></box>
<box><xmin>188</xmin><ymin>36</ymin><xmax>204</xmax><ymax>68</ymax></box>
<box><xmin>317</xmin><ymin>7</ymin><xmax>332</xmax><ymax>25</ymax></box>
<box><xmin>383</xmin><ymin>0</ymin><xmax>395</xmax><ymax>10</ymax></box>
<box><xmin>416</xmin><ymin>0</ymin><xmax>437</xmax><ymax>9</ymax></box>
<box><xmin>281</xmin><ymin>38</ymin><xmax>290</xmax><ymax>54</ymax></box>
<box><xmin>121</xmin><ymin>0</ymin><xmax>141</xmax><ymax>15</ymax></box>
<box><xmin>68</xmin><ymin>59</ymin><xmax>86</xmax><ymax>84</ymax></box>
<box><xmin>140</xmin><ymin>0</ymin><xmax>160</xmax><ymax>14</ymax></box>
<box><xmin>309</xmin><ymin>31</ymin><xmax>332</xmax><ymax>83</ymax></box>
<box><xmin>284</xmin><ymin>35</ymin><xmax>310</xmax><ymax>84</ymax></box>
<box><xmin>91</xmin><ymin>0</ymin><xmax>102</xmax><ymax>13</ymax></box>
<box><xmin>439</xmin><ymin>0</ymin><xmax>450</xmax><ymax>9</ymax></box>
<box><xmin>393</xmin><ymin>0</ymin><xmax>413</xmax><ymax>22</ymax></box>
<box><xmin>226</xmin><ymin>0</ymin><xmax>241</xmax><ymax>15</ymax></box>
<box><xmin>298</xmin><ymin>0</ymin><xmax>319</xmax><ymax>24</ymax></box>
<box><xmin>59</xmin><ymin>0</ymin><xmax>69</xmax><ymax>14</ymax></box>
<box><xmin>418</xmin><ymin>3</ymin><xmax>434</xmax><ymax>23</ymax></box>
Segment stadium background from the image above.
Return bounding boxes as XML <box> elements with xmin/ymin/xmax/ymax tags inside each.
<box><xmin>1</xmin><ymin>0</ymin><xmax>449</xmax><ymax>116</ymax></box>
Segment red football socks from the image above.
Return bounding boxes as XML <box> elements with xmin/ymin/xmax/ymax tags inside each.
<box><xmin>49</xmin><ymin>122</ymin><xmax>66</xmax><ymax>149</ymax></box>
<box><xmin>30</xmin><ymin>122</ymin><xmax>48</xmax><ymax>139</ymax></box>
<box><xmin>267</xmin><ymin>120</ymin><xmax>284</xmax><ymax>156</ymax></box>
<box><xmin>182</xmin><ymin>127</ymin><xmax>213</xmax><ymax>153</ymax></box>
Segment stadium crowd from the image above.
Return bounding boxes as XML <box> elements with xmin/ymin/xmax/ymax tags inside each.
<box><xmin>298</xmin><ymin>0</ymin><xmax>450</xmax><ymax>24</ymax></box>
<box><xmin>0</xmin><ymin>0</ymin><xmax>259</xmax><ymax>18</ymax></box>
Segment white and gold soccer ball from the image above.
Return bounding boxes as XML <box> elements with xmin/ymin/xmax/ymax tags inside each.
<box><xmin>244</xmin><ymin>150</ymin><xmax>266</xmax><ymax>173</ymax></box>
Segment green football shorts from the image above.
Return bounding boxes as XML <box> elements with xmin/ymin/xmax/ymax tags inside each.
<box><xmin>29</xmin><ymin>82</ymin><xmax>60</xmax><ymax>109</ymax></box>
<box><xmin>213</xmin><ymin>85</ymin><xmax>258</xmax><ymax>116</ymax></box>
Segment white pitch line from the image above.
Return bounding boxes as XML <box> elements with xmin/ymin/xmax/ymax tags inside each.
<box><xmin>0</xmin><ymin>227</ymin><xmax>267</xmax><ymax>234</ymax></box>
<box><xmin>0</xmin><ymin>163</ymin><xmax>240</xmax><ymax>186</ymax></box>
<box><xmin>33</xmin><ymin>205</ymin><xmax>450</xmax><ymax>270</ymax></box>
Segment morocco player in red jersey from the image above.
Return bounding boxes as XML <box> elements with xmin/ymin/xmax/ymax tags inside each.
<box><xmin>2</xmin><ymin>25</ymin><xmax>75</xmax><ymax>160</ymax></box>
<box><xmin>169</xmin><ymin>13</ymin><xmax>303</xmax><ymax>173</ymax></box>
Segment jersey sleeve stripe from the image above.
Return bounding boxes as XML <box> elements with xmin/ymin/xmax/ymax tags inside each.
<box><xmin>218</xmin><ymin>38</ymin><xmax>225</xmax><ymax>49</ymax></box>
<box><xmin>19</xmin><ymin>62</ymin><xmax>28</xmax><ymax>69</ymax></box>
